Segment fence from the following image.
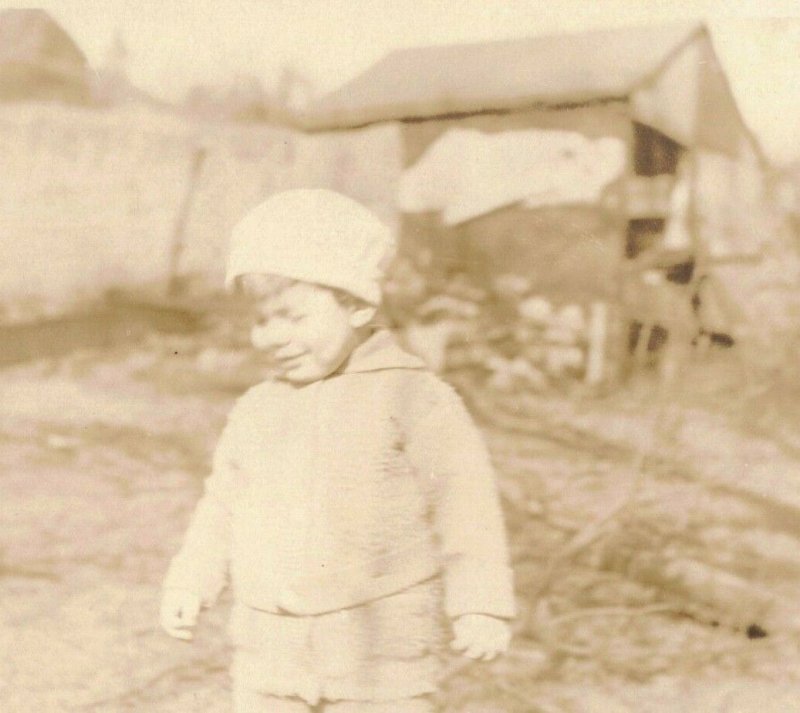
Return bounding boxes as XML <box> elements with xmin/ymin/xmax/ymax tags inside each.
<box><xmin>1</xmin><ymin>101</ymin><xmax>798</xmax><ymax>361</ymax></box>
<box><xmin>0</xmin><ymin>102</ymin><xmax>401</xmax><ymax>323</ymax></box>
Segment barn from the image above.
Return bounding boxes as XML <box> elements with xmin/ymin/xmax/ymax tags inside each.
<box><xmin>299</xmin><ymin>23</ymin><xmax>796</xmax><ymax>383</ymax></box>
<box><xmin>0</xmin><ymin>9</ymin><xmax>90</xmax><ymax>104</ymax></box>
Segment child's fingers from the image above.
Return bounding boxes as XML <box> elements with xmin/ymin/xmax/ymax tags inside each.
<box><xmin>164</xmin><ymin>624</ymin><xmax>194</xmax><ymax>641</ymax></box>
<box><xmin>160</xmin><ymin>609</ymin><xmax>196</xmax><ymax>640</ymax></box>
<box><xmin>462</xmin><ymin>642</ymin><xmax>487</xmax><ymax>660</ymax></box>
<box><xmin>453</xmin><ymin>638</ymin><xmax>507</xmax><ymax>661</ymax></box>
<box><xmin>450</xmin><ymin>634</ymin><xmax>469</xmax><ymax>652</ymax></box>
<box><xmin>160</xmin><ymin>591</ymin><xmax>200</xmax><ymax>627</ymax></box>
<box><xmin>160</xmin><ymin>603</ymin><xmax>199</xmax><ymax>640</ymax></box>
<box><xmin>451</xmin><ymin>615</ymin><xmax>512</xmax><ymax>661</ymax></box>
<box><xmin>180</xmin><ymin>601</ymin><xmax>200</xmax><ymax>626</ymax></box>
<box><xmin>159</xmin><ymin>612</ymin><xmax>183</xmax><ymax>635</ymax></box>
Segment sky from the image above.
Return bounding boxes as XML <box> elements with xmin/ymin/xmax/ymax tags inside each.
<box><xmin>13</xmin><ymin>0</ymin><xmax>800</xmax><ymax>97</ymax></box>
<box><xmin>5</xmin><ymin>1</ymin><xmax>800</xmax><ymax>163</ymax></box>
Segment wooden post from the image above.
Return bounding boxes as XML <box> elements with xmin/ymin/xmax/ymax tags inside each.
<box><xmin>613</xmin><ymin>113</ymin><xmax>636</xmax><ymax>384</ymax></box>
<box><xmin>167</xmin><ymin>146</ymin><xmax>207</xmax><ymax>296</ymax></box>
<box><xmin>681</xmin><ymin>42</ymin><xmax>709</xmax><ymax>372</ymax></box>
<box><xmin>585</xmin><ymin>301</ymin><xmax>608</xmax><ymax>385</ymax></box>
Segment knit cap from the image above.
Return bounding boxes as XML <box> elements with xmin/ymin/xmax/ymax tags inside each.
<box><xmin>225</xmin><ymin>189</ymin><xmax>396</xmax><ymax>305</ymax></box>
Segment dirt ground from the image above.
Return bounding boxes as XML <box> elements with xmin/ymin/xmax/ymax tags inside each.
<box><xmin>4</xmin><ymin>324</ymin><xmax>800</xmax><ymax>712</ymax></box>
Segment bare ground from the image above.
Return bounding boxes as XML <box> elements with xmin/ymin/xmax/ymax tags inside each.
<box><xmin>3</xmin><ymin>329</ymin><xmax>800</xmax><ymax>712</ymax></box>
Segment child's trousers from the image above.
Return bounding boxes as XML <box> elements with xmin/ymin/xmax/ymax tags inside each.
<box><xmin>229</xmin><ymin>579</ymin><xmax>444</xmax><ymax>704</ymax></box>
<box><xmin>232</xmin><ymin>689</ymin><xmax>435</xmax><ymax>713</ymax></box>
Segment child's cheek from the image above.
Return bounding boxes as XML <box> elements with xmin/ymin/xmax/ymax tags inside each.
<box><xmin>250</xmin><ymin>325</ymin><xmax>271</xmax><ymax>350</ymax></box>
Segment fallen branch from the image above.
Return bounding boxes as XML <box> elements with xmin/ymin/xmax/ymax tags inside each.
<box><xmin>540</xmin><ymin>603</ymin><xmax>680</xmax><ymax>628</ymax></box>
<box><xmin>614</xmin><ymin>552</ymin><xmax>788</xmax><ymax>631</ymax></box>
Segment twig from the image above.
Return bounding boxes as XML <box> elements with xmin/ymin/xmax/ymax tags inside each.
<box><xmin>531</xmin><ymin>381</ymin><xmax>685</xmax><ymax>600</ymax></box>
<box><xmin>0</xmin><ymin>565</ymin><xmax>59</xmax><ymax>581</ymax></box>
<box><xmin>540</xmin><ymin>603</ymin><xmax>679</xmax><ymax>628</ymax></box>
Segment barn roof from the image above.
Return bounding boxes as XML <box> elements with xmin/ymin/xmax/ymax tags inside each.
<box><xmin>0</xmin><ymin>9</ymin><xmax>86</xmax><ymax>67</ymax></box>
<box><xmin>299</xmin><ymin>22</ymin><xmax>763</xmax><ymax>161</ymax></box>
<box><xmin>301</xmin><ymin>23</ymin><xmax>703</xmax><ymax>129</ymax></box>
<box><xmin>0</xmin><ymin>9</ymin><xmax>88</xmax><ymax>90</ymax></box>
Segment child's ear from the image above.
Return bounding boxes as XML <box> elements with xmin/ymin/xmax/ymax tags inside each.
<box><xmin>349</xmin><ymin>305</ymin><xmax>376</xmax><ymax>328</ymax></box>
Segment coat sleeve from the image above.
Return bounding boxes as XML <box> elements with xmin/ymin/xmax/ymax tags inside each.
<box><xmin>162</xmin><ymin>408</ymin><xmax>245</xmax><ymax>607</ymax></box>
<box><xmin>404</xmin><ymin>375</ymin><xmax>516</xmax><ymax>620</ymax></box>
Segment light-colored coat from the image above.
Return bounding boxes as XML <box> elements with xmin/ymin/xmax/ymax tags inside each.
<box><xmin>164</xmin><ymin>330</ymin><xmax>515</xmax><ymax>621</ymax></box>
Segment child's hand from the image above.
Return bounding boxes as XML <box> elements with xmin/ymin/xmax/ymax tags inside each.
<box><xmin>450</xmin><ymin>614</ymin><xmax>511</xmax><ymax>661</ymax></box>
<box><xmin>159</xmin><ymin>588</ymin><xmax>201</xmax><ymax>641</ymax></box>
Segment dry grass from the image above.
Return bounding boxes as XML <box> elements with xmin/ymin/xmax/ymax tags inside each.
<box><xmin>2</xmin><ymin>323</ymin><xmax>800</xmax><ymax>711</ymax></box>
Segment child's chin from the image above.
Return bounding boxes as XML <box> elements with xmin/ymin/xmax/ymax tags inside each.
<box><xmin>275</xmin><ymin>357</ymin><xmax>344</xmax><ymax>384</ymax></box>
<box><xmin>278</xmin><ymin>366</ymin><xmax>324</xmax><ymax>384</ymax></box>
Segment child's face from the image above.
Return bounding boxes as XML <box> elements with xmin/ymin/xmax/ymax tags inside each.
<box><xmin>249</xmin><ymin>282</ymin><xmax>366</xmax><ymax>384</ymax></box>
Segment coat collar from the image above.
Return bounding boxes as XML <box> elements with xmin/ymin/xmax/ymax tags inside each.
<box><xmin>339</xmin><ymin>329</ymin><xmax>426</xmax><ymax>375</ymax></box>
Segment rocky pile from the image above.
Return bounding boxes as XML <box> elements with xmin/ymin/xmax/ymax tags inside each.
<box><xmin>385</xmin><ymin>259</ymin><xmax>596</xmax><ymax>390</ymax></box>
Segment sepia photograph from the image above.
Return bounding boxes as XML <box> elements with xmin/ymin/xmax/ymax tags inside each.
<box><xmin>2</xmin><ymin>1</ymin><xmax>800</xmax><ymax>711</ymax></box>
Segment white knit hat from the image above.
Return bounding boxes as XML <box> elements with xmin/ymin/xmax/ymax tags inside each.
<box><xmin>225</xmin><ymin>189</ymin><xmax>395</xmax><ymax>305</ymax></box>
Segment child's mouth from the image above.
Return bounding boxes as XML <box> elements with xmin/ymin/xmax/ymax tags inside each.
<box><xmin>274</xmin><ymin>353</ymin><xmax>305</xmax><ymax>369</ymax></box>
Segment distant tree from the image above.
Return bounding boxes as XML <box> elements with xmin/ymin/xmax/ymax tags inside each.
<box><xmin>226</xmin><ymin>73</ymin><xmax>271</xmax><ymax>122</ymax></box>
<box><xmin>183</xmin><ymin>73</ymin><xmax>274</xmax><ymax>122</ymax></box>
<box><xmin>274</xmin><ymin>65</ymin><xmax>314</xmax><ymax>113</ymax></box>
<box><xmin>180</xmin><ymin>67</ymin><xmax>315</xmax><ymax>124</ymax></box>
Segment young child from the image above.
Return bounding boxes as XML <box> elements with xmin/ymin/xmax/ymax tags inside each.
<box><xmin>160</xmin><ymin>189</ymin><xmax>515</xmax><ymax>713</ymax></box>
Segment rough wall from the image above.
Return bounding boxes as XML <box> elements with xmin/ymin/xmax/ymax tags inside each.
<box><xmin>177</xmin><ymin>119</ymin><xmax>402</xmax><ymax>287</ymax></box>
<box><xmin>0</xmin><ymin>104</ymin><xmax>191</xmax><ymax>320</ymax></box>
<box><xmin>0</xmin><ymin>103</ymin><xmax>402</xmax><ymax>323</ymax></box>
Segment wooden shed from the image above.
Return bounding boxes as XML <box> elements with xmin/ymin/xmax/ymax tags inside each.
<box><xmin>297</xmin><ymin>23</ymin><xmax>780</xmax><ymax>382</ymax></box>
<box><xmin>0</xmin><ymin>9</ymin><xmax>90</xmax><ymax>104</ymax></box>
